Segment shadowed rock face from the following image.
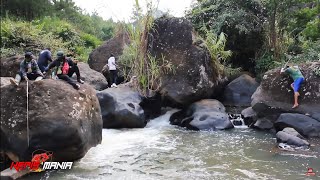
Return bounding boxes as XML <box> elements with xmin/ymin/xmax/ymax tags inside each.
<box><xmin>97</xmin><ymin>85</ymin><xmax>146</xmax><ymax>129</ymax></box>
<box><xmin>148</xmin><ymin>17</ymin><xmax>225</xmax><ymax>107</ymax></box>
<box><xmin>275</xmin><ymin>113</ymin><xmax>320</xmax><ymax>137</ymax></box>
<box><xmin>0</xmin><ymin>79</ymin><xmax>102</xmax><ymax>162</ymax></box>
<box><xmin>170</xmin><ymin>99</ymin><xmax>234</xmax><ymax>130</ymax></box>
<box><xmin>223</xmin><ymin>74</ymin><xmax>259</xmax><ymax>106</ymax></box>
<box><xmin>1</xmin><ymin>55</ymin><xmax>24</xmax><ymax>77</ymax></box>
<box><xmin>251</xmin><ymin>62</ymin><xmax>320</xmax><ymax>121</ymax></box>
<box><xmin>72</xmin><ymin>62</ymin><xmax>108</xmax><ymax>91</ymax></box>
<box><xmin>88</xmin><ymin>33</ymin><xmax>130</xmax><ymax>72</ymax></box>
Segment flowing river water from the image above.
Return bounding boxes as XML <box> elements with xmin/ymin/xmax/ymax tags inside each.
<box><xmin>27</xmin><ymin>110</ymin><xmax>320</xmax><ymax>180</ymax></box>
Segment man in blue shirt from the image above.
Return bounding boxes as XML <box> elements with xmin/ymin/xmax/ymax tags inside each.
<box><xmin>37</xmin><ymin>48</ymin><xmax>52</xmax><ymax>72</ymax></box>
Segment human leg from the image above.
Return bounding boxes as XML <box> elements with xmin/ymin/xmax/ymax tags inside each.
<box><xmin>292</xmin><ymin>78</ymin><xmax>304</xmax><ymax>108</ymax></box>
<box><xmin>57</xmin><ymin>74</ymin><xmax>80</xmax><ymax>89</ymax></box>
<box><xmin>10</xmin><ymin>72</ymin><xmax>22</xmax><ymax>86</ymax></box>
<box><xmin>68</xmin><ymin>65</ymin><xmax>84</xmax><ymax>84</ymax></box>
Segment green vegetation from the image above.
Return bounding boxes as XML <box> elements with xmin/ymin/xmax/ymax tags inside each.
<box><xmin>119</xmin><ymin>0</ymin><xmax>174</xmax><ymax>96</ymax></box>
<box><xmin>187</xmin><ymin>0</ymin><xmax>319</xmax><ymax>77</ymax></box>
<box><xmin>1</xmin><ymin>0</ymin><xmax>116</xmax><ymax>61</ymax></box>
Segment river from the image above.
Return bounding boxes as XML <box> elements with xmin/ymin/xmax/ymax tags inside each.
<box><xmin>27</xmin><ymin>110</ymin><xmax>320</xmax><ymax>180</ymax></box>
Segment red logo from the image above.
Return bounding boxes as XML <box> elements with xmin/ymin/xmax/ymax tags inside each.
<box><xmin>10</xmin><ymin>150</ymin><xmax>53</xmax><ymax>172</ymax></box>
<box><xmin>305</xmin><ymin>168</ymin><xmax>316</xmax><ymax>176</ymax></box>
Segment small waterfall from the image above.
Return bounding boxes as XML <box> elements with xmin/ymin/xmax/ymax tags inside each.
<box><xmin>146</xmin><ymin>109</ymin><xmax>179</xmax><ymax>128</ymax></box>
<box><xmin>228</xmin><ymin>113</ymin><xmax>248</xmax><ymax>128</ymax></box>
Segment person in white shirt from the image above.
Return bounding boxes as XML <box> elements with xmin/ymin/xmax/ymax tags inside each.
<box><xmin>107</xmin><ymin>54</ymin><xmax>117</xmax><ymax>88</ymax></box>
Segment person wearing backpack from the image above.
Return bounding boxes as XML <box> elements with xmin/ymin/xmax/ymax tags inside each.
<box><xmin>280</xmin><ymin>65</ymin><xmax>305</xmax><ymax>109</ymax></box>
<box><xmin>44</xmin><ymin>51</ymin><xmax>84</xmax><ymax>90</ymax></box>
<box><xmin>10</xmin><ymin>52</ymin><xmax>44</xmax><ymax>86</ymax></box>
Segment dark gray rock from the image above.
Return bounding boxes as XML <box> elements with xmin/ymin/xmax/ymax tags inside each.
<box><xmin>0</xmin><ymin>79</ymin><xmax>102</xmax><ymax>162</ymax></box>
<box><xmin>224</xmin><ymin>74</ymin><xmax>259</xmax><ymax>106</ymax></box>
<box><xmin>251</xmin><ymin>62</ymin><xmax>320</xmax><ymax>121</ymax></box>
<box><xmin>0</xmin><ymin>55</ymin><xmax>24</xmax><ymax>77</ymax></box>
<box><xmin>253</xmin><ymin>117</ymin><xmax>274</xmax><ymax>130</ymax></box>
<box><xmin>72</xmin><ymin>62</ymin><xmax>108</xmax><ymax>91</ymax></box>
<box><xmin>282</xmin><ymin>127</ymin><xmax>305</xmax><ymax>139</ymax></box>
<box><xmin>149</xmin><ymin>17</ymin><xmax>226</xmax><ymax>107</ymax></box>
<box><xmin>276</xmin><ymin>131</ymin><xmax>309</xmax><ymax>147</ymax></box>
<box><xmin>275</xmin><ymin>113</ymin><xmax>320</xmax><ymax>137</ymax></box>
<box><xmin>88</xmin><ymin>33</ymin><xmax>130</xmax><ymax>72</ymax></box>
<box><xmin>97</xmin><ymin>85</ymin><xmax>146</xmax><ymax>128</ymax></box>
<box><xmin>241</xmin><ymin>107</ymin><xmax>257</xmax><ymax>126</ymax></box>
<box><xmin>170</xmin><ymin>99</ymin><xmax>234</xmax><ymax>130</ymax></box>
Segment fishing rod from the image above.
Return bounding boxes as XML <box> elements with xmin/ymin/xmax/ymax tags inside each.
<box><xmin>27</xmin><ymin>80</ymin><xmax>30</xmax><ymax>147</ymax></box>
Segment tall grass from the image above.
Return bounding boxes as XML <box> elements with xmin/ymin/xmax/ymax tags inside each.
<box><xmin>119</xmin><ymin>0</ymin><xmax>174</xmax><ymax>97</ymax></box>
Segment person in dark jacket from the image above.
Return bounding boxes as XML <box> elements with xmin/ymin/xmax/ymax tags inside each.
<box><xmin>44</xmin><ymin>51</ymin><xmax>84</xmax><ymax>89</ymax></box>
<box><xmin>10</xmin><ymin>52</ymin><xmax>44</xmax><ymax>86</ymax></box>
<box><xmin>37</xmin><ymin>48</ymin><xmax>52</xmax><ymax>72</ymax></box>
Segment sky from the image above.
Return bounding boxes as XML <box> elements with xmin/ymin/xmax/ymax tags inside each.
<box><xmin>72</xmin><ymin>0</ymin><xmax>195</xmax><ymax>22</ymax></box>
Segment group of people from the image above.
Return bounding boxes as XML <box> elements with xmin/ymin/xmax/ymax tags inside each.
<box><xmin>10</xmin><ymin>48</ymin><xmax>84</xmax><ymax>90</ymax></box>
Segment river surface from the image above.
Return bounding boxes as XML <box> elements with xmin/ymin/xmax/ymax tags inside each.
<box><xmin>27</xmin><ymin>110</ymin><xmax>320</xmax><ymax>180</ymax></box>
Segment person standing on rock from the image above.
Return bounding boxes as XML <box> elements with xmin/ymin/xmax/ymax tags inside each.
<box><xmin>10</xmin><ymin>52</ymin><xmax>44</xmax><ymax>86</ymax></box>
<box><xmin>44</xmin><ymin>51</ymin><xmax>84</xmax><ymax>90</ymax></box>
<box><xmin>107</xmin><ymin>54</ymin><xmax>118</xmax><ymax>88</ymax></box>
<box><xmin>37</xmin><ymin>48</ymin><xmax>52</xmax><ymax>73</ymax></box>
<box><xmin>280</xmin><ymin>65</ymin><xmax>305</xmax><ymax>109</ymax></box>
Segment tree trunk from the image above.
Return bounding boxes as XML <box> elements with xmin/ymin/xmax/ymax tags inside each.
<box><xmin>269</xmin><ymin>0</ymin><xmax>279</xmax><ymax>60</ymax></box>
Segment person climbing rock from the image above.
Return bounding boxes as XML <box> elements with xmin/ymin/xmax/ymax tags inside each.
<box><xmin>10</xmin><ymin>52</ymin><xmax>44</xmax><ymax>86</ymax></box>
<box><xmin>280</xmin><ymin>65</ymin><xmax>305</xmax><ymax>109</ymax></box>
<box><xmin>44</xmin><ymin>51</ymin><xmax>84</xmax><ymax>90</ymax></box>
<box><xmin>37</xmin><ymin>48</ymin><xmax>52</xmax><ymax>73</ymax></box>
<box><xmin>107</xmin><ymin>53</ymin><xmax>118</xmax><ymax>88</ymax></box>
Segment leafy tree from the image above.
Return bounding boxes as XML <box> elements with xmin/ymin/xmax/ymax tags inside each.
<box><xmin>187</xmin><ymin>0</ymin><xmax>266</xmax><ymax>72</ymax></box>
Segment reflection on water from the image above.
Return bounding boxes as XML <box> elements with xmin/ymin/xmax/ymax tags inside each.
<box><xmin>27</xmin><ymin>110</ymin><xmax>320</xmax><ymax>180</ymax></box>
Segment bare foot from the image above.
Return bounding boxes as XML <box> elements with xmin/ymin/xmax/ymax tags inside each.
<box><xmin>292</xmin><ymin>104</ymin><xmax>299</xmax><ymax>109</ymax></box>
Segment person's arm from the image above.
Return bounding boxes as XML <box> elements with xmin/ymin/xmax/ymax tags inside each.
<box><xmin>47</xmin><ymin>51</ymin><xmax>53</xmax><ymax>62</ymax></box>
<box><xmin>20</xmin><ymin>61</ymin><xmax>27</xmax><ymax>78</ymax></box>
<box><xmin>45</xmin><ymin>60</ymin><xmax>57</xmax><ymax>72</ymax></box>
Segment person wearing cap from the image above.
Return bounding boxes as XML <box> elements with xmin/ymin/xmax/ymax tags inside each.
<box><xmin>10</xmin><ymin>52</ymin><xmax>44</xmax><ymax>86</ymax></box>
<box><xmin>44</xmin><ymin>51</ymin><xmax>84</xmax><ymax>90</ymax></box>
<box><xmin>37</xmin><ymin>48</ymin><xmax>53</xmax><ymax>72</ymax></box>
<box><xmin>280</xmin><ymin>65</ymin><xmax>305</xmax><ymax>108</ymax></box>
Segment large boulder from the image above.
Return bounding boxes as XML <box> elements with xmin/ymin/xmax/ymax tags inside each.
<box><xmin>97</xmin><ymin>84</ymin><xmax>146</xmax><ymax>128</ymax></box>
<box><xmin>148</xmin><ymin>17</ymin><xmax>225</xmax><ymax>107</ymax></box>
<box><xmin>274</xmin><ymin>113</ymin><xmax>320</xmax><ymax>137</ymax></box>
<box><xmin>0</xmin><ymin>79</ymin><xmax>102</xmax><ymax>162</ymax></box>
<box><xmin>223</xmin><ymin>74</ymin><xmax>259</xmax><ymax>106</ymax></box>
<box><xmin>170</xmin><ymin>99</ymin><xmax>234</xmax><ymax>130</ymax></box>
<box><xmin>251</xmin><ymin>62</ymin><xmax>320</xmax><ymax>121</ymax></box>
<box><xmin>88</xmin><ymin>33</ymin><xmax>130</xmax><ymax>72</ymax></box>
<box><xmin>1</xmin><ymin>55</ymin><xmax>24</xmax><ymax>77</ymax></box>
<box><xmin>72</xmin><ymin>62</ymin><xmax>108</xmax><ymax>90</ymax></box>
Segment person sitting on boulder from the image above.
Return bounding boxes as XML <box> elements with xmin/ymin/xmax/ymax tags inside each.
<box><xmin>37</xmin><ymin>48</ymin><xmax>52</xmax><ymax>73</ymax></box>
<box><xmin>44</xmin><ymin>51</ymin><xmax>84</xmax><ymax>90</ymax></box>
<box><xmin>10</xmin><ymin>52</ymin><xmax>44</xmax><ymax>86</ymax></box>
<box><xmin>280</xmin><ymin>65</ymin><xmax>305</xmax><ymax>109</ymax></box>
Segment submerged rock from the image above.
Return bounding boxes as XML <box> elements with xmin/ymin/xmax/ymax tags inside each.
<box><xmin>0</xmin><ymin>79</ymin><xmax>102</xmax><ymax>162</ymax></box>
<box><xmin>276</xmin><ymin>129</ymin><xmax>309</xmax><ymax>147</ymax></box>
<box><xmin>223</xmin><ymin>74</ymin><xmax>259</xmax><ymax>106</ymax></box>
<box><xmin>97</xmin><ymin>85</ymin><xmax>146</xmax><ymax>128</ymax></box>
<box><xmin>170</xmin><ymin>99</ymin><xmax>234</xmax><ymax>130</ymax></box>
